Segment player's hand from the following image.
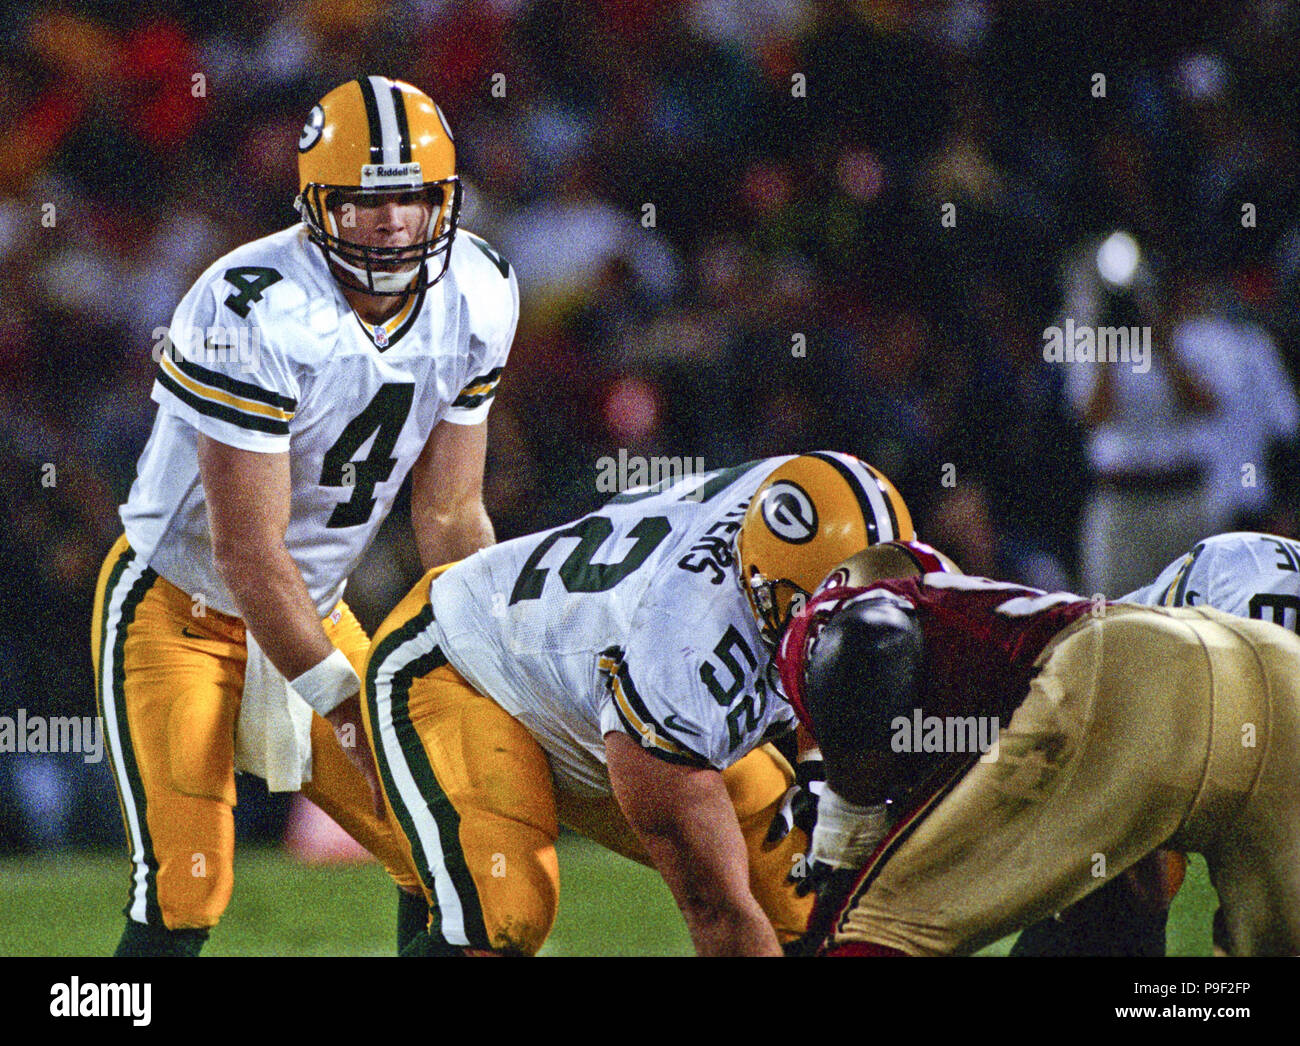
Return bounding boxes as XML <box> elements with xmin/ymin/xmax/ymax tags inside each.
<box><xmin>791</xmin><ymin>857</ymin><xmax>837</xmax><ymax>897</ymax></box>
<box><xmin>785</xmin><ymin>860</ymin><xmax>861</xmax><ymax>959</ymax></box>
<box><xmin>766</xmin><ymin>754</ymin><xmax>826</xmax><ymax>843</ymax></box>
<box><xmin>327</xmin><ymin>694</ymin><xmax>386</xmax><ymax>818</ymax></box>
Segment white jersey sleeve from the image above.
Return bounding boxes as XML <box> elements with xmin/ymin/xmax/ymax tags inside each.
<box><xmin>1121</xmin><ymin>531</ymin><xmax>1300</xmax><ymax>632</ymax></box>
<box><xmin>153</xmin><ymin>264</ymin><xmax>302</xmax><ymax>453</ymax></box>
<box><xmin>598</xmin><ymin>584</ymin><xmax>791</xmax><ymax>770</ymax></box>
<box><xmin>441</xmin><ymin>232</ymin><xmax>518</xmax><ymax>426</ymax></box>
<box><xmin>1122</xmin><ymin>549</ymin><xmax>1202</xmax><ymax>608</ymax></box>
<box><xmin>427</xmin><ymin>458</ymin><xmax>798</xmax><ymax>795</ymax></box>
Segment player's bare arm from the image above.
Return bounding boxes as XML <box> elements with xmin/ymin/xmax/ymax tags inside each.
<box><xmin>604</xmin><ymin>731</ymin><xmax>782</xmax><ymax>957</ymax></box>
<box><xmin>197</xmin><ymin>434</ymin><xmax>381</xmax><ymax>806</ymax></box>
<box><xmin>198</xmin><ymin>436</ymin><xmax>334</xmax><ymax>677</ymax></box>
<box><xmin>410</xmin><ymin>418</ymin><xmax>494</xmax><ymax>569</ymax></box>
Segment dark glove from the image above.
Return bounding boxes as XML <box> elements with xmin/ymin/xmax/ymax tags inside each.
<box><xmin>791</xmin><ymin>856</ymin><xmax>837</xmax><ymax>897</ymax></box>
<box><xmin>785</xmin><ymin>865</ymin><xmax>864</xmax><ymax>956</ymax></box>
<box><xmin>766</xmin><ymin>753</ymin><xmax>826</xmax><ymax>843</ymax></box>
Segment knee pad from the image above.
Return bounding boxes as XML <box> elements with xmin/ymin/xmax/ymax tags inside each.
<box><xmin>168</xmin><ymin>691</ymin><xmax>238</xmax><ymax>804</ymax></box>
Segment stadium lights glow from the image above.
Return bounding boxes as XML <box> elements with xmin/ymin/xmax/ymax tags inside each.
<box><xmin>1096</xmin><ymin>230</ymin><xmax>1141</xmax><ymax>288</ymax></box>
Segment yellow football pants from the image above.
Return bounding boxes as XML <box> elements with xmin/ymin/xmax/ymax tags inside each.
<box><xmin>91</xmin><ymin>536</ymin><xmax>420</xmax><ymax>931</ymax></box>
<box><xmin>362</xmin><ymin>567</ymin><xmax>813</xmax><ymax>954</ymax></box>
<box><xmin>826</xmin><ymin>605</ymin><xmax>1300</xmax><ymax>956</ymax></box>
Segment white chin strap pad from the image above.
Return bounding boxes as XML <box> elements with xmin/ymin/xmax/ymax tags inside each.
<box><xmin>328</xmin><ymin>251</ymin><xmax>421</xmax><ymax>293</ymax></box>
<box><xmin>322</xmin><ymin>207</ymin><xmax>424</xmax><ymax>293</ymax></box>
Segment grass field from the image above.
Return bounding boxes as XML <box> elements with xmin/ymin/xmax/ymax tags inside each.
<box><xmin>0</xmin><ymin>836</ymin><xmax>1218</xmax><ymax>956</ymax></box>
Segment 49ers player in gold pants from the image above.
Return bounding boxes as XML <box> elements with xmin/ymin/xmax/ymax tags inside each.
<box><xmin>778</xmin><ymin>542</ymin><xmax>1300</xmax><ymax>957</ymax></box>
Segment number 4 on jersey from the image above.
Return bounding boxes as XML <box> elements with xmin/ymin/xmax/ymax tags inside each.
<box><xmin>222</xmin><ymin>266</ymin><xmax>283</xmax><ymax>318</ymax></box>
<box><xmin>321</xmin><ymin>383</ymin><xmax>414</xmax><ymax>528</ymax></box>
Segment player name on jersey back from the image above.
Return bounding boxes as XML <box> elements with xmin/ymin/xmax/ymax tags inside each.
<box><xmin>426</xmin><ymin>460</ymin><xmax>799</xmax><ymax>797</ymax></box>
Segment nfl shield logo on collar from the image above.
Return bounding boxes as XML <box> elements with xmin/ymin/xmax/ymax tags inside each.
<box><xmin>374</xmin><ymin>325</ymin><xmax>389</xmax><ymax>348</ymax></box>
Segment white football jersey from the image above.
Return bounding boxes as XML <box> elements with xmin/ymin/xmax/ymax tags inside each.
<box><xmin>1122</xmin><ymin>531</ymin><xmax>1300</xmax><ymax>633</ymax></box>
<box><xmin>121</xmin><ymin>223</ymin><xmax>518</xmax><ymax>616</ymax></box>
<box><xmin>426</xmin><ymin>459</ymin><xmax>800</xmax><ymax>797</ymax></box>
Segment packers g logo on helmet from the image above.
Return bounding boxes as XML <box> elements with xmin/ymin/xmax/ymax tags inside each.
<box><xmin>295</xmin><ymin>76</ymin><xmax>461</xmax><ymax>296</ymax></box>
<box><xmin>735</xmin><ymin>452</ymin><xmax>914</xmax><ymax>647</ymax></box>
<box><xmin>760</xmin><ymin>481</ymin><xmax>818</xmax><ymax>543</ymax></box>
<box><xmin>298</xmin><ymin>105</ymin><xmax>325</xmax><ymax>151</ymax></box>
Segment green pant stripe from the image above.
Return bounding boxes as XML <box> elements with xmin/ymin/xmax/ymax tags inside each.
<box><xmin>367</xmin><ymin>608</ymin><xmax>437</xmax><ymax>893</ymax></box>
<box><xmin>97</xmin><ymin>545</ymin><xmax>163</xmax><ymax>925</ymax></box>
<box><xmin>367</xmin><ymin>606</ymin><xmax>491</xmax><ymax>948</ymax></box>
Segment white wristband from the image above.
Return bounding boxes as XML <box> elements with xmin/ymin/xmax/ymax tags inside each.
<box><xmin>810</xmin><ymin>789</ymin><xmax>891</xmax><ymax>870</ymax></box>
<box><xmin>290</xmin><ymin>648</ymin><xmax>361</xmax><ymax>716</ymax></box>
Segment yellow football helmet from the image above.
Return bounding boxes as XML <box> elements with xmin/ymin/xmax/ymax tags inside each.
<box><xmin>295</xmin><ymin>76</ymin><xmax>460</xmax><ymax>295</ymax></box>
<box><xmin>735</xmin><ymin>452</ymin><xmax>914</xmax><ymax>646</ymax></box>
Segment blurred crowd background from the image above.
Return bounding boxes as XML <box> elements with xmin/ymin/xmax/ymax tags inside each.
<box><xmin>3</xmin><ymin>0</ymin><xmax>1300</xmax><ymax>852</ymax></box>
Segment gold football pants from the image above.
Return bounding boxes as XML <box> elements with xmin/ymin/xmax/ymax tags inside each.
<box><xmin>362</xmin><ymin>567</ymin><xmax>813</xmax><ymax>954</ymax></box>
<box><xmin>91</xmin><ymin>536</ymin><xmax>420</xmax><ymax>931</ymax></box>
<box><xmin>825</xmin><ymin>605</ymin><xmax>1300</xmax><ymax>956</ymax></box>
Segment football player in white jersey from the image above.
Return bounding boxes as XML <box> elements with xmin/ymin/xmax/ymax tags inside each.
<box><xmin>91</xmin><ymin>77</ymin><xmax>518</xmax><ymax>956</ymax></box>
<box><xmin>360</xmin><ymin>452</ymin><xmax>914</xmax><ymax>955</ymax></box>
<box><xmin>1012</xmin><ymin>530</ymin><xmax>1300</xmax><ymax>956</ymax></box>
<box><xmin>1125</xmin><ymin>531</ymin><xmax>1300</xmax><ymax>627</ymax></box>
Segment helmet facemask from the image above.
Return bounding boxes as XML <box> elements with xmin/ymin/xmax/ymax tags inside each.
<box><xmin>741</xmin><ymin>564</ymin><xmax>809</xmax><ymax>650</ymax></box>
<box><xmin>296</xmin><ymin>178</ymin><xmax>462</xmax><ymax>296</ymax></box>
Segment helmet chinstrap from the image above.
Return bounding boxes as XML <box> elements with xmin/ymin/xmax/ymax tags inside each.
<box><xmin>296</xmin><ymin>179</ymin><xmax>462</xmax><ymax>296</ymax></box>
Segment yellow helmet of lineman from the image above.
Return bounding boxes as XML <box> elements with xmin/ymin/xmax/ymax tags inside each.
<box><xmin>735</xmin><ymin>452</ymin><xmax>914</xmax><ymax>647</ymax></box>
<box><xmin>295</xmin><ymin>76</ymin><xmax>460</xmax><ymax>295</ymax></box>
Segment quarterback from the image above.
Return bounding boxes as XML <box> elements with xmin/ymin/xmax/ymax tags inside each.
<box><xmin>776</xmin><ymin>541</ymin><xmax>1300</xmax><ymax>957</ymax></box>
<box><xmin>91</xmin><ymin>77</ymin><xmax>518</xmax><ymax>956</ymax></box>
<box><xmin>360</xmin><ymin>452</ymin><xmax>913</xmax><ymax>955</ymax></box>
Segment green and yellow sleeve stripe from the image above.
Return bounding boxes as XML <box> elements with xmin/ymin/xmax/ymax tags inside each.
<box><xmin>451</xmin><ymin>367</ymin><xmax>503</xmax><ymax>411</ymax></box>
<box><xmin>598</xmin><ymin>649</ymin><xmax>708</xmax><ymax>767</ymax></box>
<box><xmin>1160</xmin><ymin>542</ymin><xmax>1207</xmax><ymax>607</ymax></box>
<box><xmin>156</xmin><ymin>349</ymin><xmax>296</xmax><ymax>436</ymax></box>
